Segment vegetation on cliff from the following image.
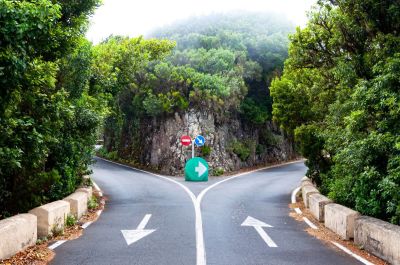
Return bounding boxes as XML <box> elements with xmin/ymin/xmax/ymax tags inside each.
<box><xmin>97</xmin><ymin>12</ymin><xmax>295</xmax><ymax>164</ymax></box>
<box><xmin>271</xmin><ymin>0</ymin><xmax>400</xmax><ymax>224</ymax></box>
<box><xmin>152</xmin><ymin>13</ymin><xmax>293</xmax><ymax>124</ymax></box>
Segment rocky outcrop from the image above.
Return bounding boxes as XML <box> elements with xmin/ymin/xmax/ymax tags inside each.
<box><xmin>133</xmin><ymin>109</ymin><xmax>296</xmax><ymax>175</ymax></box>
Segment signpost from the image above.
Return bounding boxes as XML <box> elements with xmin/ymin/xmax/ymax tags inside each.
<box><xmin>181</xmin><ymin>135</ymin><xmax>192</xmax><ymax>146</ymax></box>
<box><xmin>191</xmin><ymin>135</ymin><xmax>205</xmax><ymax>158</ymax></box>
<box><xmin>181</xmin><ymin>134</ymin><xmax>209</xmax><ymax>182</ymax></box>
<box><xmin>194</xmin><ymin>135</ymin><xmax>205</xmax><ymax>147</ymax></box>
<box><xmin>185</xmin><ymin>157</ymin><xmax>209</xmax><ymax>182</ymax></box>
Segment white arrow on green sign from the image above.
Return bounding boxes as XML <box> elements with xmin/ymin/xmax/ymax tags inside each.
<box><xmin>185</xmin><ymin>157</ymin><xmax>209</xmax><ymax>182</ymax></box>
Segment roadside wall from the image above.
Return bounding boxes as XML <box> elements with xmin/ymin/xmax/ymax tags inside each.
<box><xmin>0</xmin><ymin>178</ymin><xmax>94</xmax><ymax>260</ymax></box>
<box><xmin>300</xmin><ymin>177</ymin><xmax>400</xmax><ymax>265</ymax></box>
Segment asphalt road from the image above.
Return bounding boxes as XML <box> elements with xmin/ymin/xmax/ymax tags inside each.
<box><xmin>51</xmin><ymin>158</ymin><xmax>362</xmax><ymax>265</ymax></box>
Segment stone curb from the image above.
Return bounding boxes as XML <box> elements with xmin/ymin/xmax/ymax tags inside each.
<box><xmin>0</xmin><ymin>214</ymin><xmax>37</xmax><ymax>260</ymax></box>
<box><xmin>0</xmin><ymin>176</ymin><xmax>94</xmax><ymax>260</ymax></box>
<box><xmin>324</xmin><ymin>203</ymin><xmax>359</xmax><ymax>240</ymax></box>
<box><xmin>300</xmin><ymin>176</ymin><xmax>400</xmax><ymax>264</ymax></box>
<box><xmin>309</xmin><ymin>193</ymin><xmax>332</xmax><ymax>222</ymax></box>
<box><xmin>355</xmin><ymin>216</ymin><xmax>400</xmax><ymax>265</ymax></box>
<box><xmin>301</xmin><ymin>185</ymin><xmax>319</xmax><ymax>208</ymax></box>
<box><xmin>63</xmin><ymin>191</ymin><xmax>88</xmax><ymax>219</ymax></box>
<box><xmin>77</xmin><ymin>186</ymin><xmax>93</xmax><ymax>198</ymax></box>
<box><xmin>29</xmin><ymin>200</ymin><xmax>70</xmax><ymax>238</ymax></box>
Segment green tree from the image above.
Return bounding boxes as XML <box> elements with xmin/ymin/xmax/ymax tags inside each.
<box><xmin>0</xmin><ymin>0</ymin><xmax>102</xmax><ymax>217</ymax></box>
<box><xmin>98</xmin><ymin>12</ymin><xmax>294</xmax><ymax>171</ymax></box>
<box><xmin>270</xmin><ymin>0</ymin><xmax>400</xmax><ymax>224</ymax></box>
<box><xmin>151</xmin><ymin>12</ymin><xmax>294</xmax><ymax>125</ymax></box>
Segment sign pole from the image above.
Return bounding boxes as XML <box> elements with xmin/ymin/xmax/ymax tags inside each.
<box><xmin>181</xmin><ymin>135</ymin><xmax>192</xmax><ymax>160</ymax></box>
<box><xmin>192</xmin><ymin>139</ymin><xmax>195</xmax><ymax>158</ymax></box>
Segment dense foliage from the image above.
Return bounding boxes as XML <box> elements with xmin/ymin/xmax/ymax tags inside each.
<box><xmin>0</xmin><ymin>0</ymin><xmax>104</xmax><ymax>218</ymax></box>
<box><xmin>270</xmin><ymin>0</ymin><xmax>400</xmax><ymax>224</ymax></box>
<box><xmin>98</xmin><ymin>13</ymin><xmax>294</xmax><ymax>162</ymax></box>
<box><xmin>152</xmin><ymin>13</ymin><xmax>294</xmax><ymax>124</ymax></box>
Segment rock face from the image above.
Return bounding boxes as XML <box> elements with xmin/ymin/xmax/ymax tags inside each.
<box><xmin>107</xmin><ymin>109</ymin><xmax>296</xmax><ymax>175</ymax></box>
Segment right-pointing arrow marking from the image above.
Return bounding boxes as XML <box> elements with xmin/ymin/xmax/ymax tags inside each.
<box><xmin>195</xmin><ymin>162</ymin><xmax>207</xmax><ymax>177</ymax></box>
<box><xmin>121</xmin><ymin>214</ymin><xmax>156</xmax><ymax>246</ymax></box>
<box><xmin>241</xmin><ymin>216</ymin><xmax>278</xmax><ymax>248</ymax></box>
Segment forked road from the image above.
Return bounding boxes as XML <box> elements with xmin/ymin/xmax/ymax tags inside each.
<box><xmin>51</xmin><ymin>158</ymin><xmax>362</xmax><ymax>265</ymax></box>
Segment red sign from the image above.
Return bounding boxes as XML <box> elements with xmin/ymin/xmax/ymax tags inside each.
<box><xmin>181</xmin><ymin>135</ymin><xmax>192</xmax><ymax>146</ymax></box>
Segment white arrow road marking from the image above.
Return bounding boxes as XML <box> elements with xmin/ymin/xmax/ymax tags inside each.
<box><xmin>195</xmin><ymin>162</ymin><xmax>207</xmax><ymax>177</ymax></box>
<box><xmin>137</xmin><ymin>213</ymin><xmax>152</xmax><ymax>229</ymax></box>
<box><xmin>121</xmin><ymin>230</ymin><xmax>155</xmax><ymax>246</ymax></box>
<box><xmin>121</xmin><ymin>214</ymin><xmax>156</xmax><ymax>246</ymax></box>
<box><xmin>241</xmin><ymin>216</ymin><xmax>273</xmax><ymax>227</ymax></box>
<box><xmin>253</xmin><ymin>226</ymin><xmax>278</xmax><ymax>248</ymax></box>
<box><xmin>241</xmin><ymin>216</ymin><xmax>278</xmax><ymax>248</ymax></box>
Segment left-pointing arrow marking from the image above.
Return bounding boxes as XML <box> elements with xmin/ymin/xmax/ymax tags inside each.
<box><xmin>241</xmin><ymin>216</ymin><xmax>278</xmax><ymax>248</ymax></box>
<box><xmin>121</xmin><ymin>214</ymin><xmax>156</xmax><ymax>246</ymax></box>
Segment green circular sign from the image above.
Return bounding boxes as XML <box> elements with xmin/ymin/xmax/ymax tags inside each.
<box><xmin>185</xmin><ymin>157</ymin><xmax>209</xmax><ymax>182</ymax></box>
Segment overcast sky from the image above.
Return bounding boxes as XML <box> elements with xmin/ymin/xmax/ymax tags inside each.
<box><xmin>87</xmin><ymin>0</ymin><xmax>317</xmax><ymax>44</ymax></box>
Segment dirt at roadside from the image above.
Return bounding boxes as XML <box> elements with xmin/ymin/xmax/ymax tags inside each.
<box><xmin>289</xmin><ymin>196</ymin><xmax>387</xmax><ymax>265</ymax></box>
<box><xmin>0</xmin><ymin>189</ymin><xmax>106</xmax><ymax>265</ymax></box>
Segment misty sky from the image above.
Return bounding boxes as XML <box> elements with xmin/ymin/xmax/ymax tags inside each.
<box><xmin>87</xmin><ymin>0</ymin><xmax>317</xmax><ymax>44</ymax></box>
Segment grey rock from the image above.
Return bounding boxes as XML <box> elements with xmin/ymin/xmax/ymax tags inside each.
<box><xmin>108</xmin><ymin>110</ymin><xmax>296</xmax><ymax>175</ymax></box>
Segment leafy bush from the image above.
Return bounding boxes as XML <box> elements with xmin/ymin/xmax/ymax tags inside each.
<box><xmin>97</xmin><ymin>146</ymin><xmax>108</xmax><ymax>157</ymax></box>
<box><xmin>105</xmin><ymin>151</ymin><xmax>118</xmax><ymax>161</ymax></box>
<box><xmin>230</xmin><ymin>140</ymin><xmax>251</xmax><ymax>161</ymax></box>
<box><xmin>212</xmin><ymin>167</ymin><xmax>224</xmax><ymax>176</ymax></box>
<box><xmin>271</xmin><ymin>0</ymin><xmax>400</xmax><ymax>224</ymax></box>
<box><xmin>88</xmin><ymin>196</ymin><xmax>99</xmax><ymax>210</ymax></box>
<box><xmin>97</xmin><ymin>147</ymin><xmax>119</xmax><ymax>161</ymax></box>
<box><xmin>240</xmin><ymin>98</ymin><xmax>270</xmax><ymax>124</ymax></box>
<box><xmin>0</xmin><ymin>0</ymin><xmax>103</xmax><ymax>218</ymax></box>
<box><xmin>66</xmin><ymin>214</ymin><xmax>77</xmax><ymax>227</ymax></box>
<box><xmin>201</xmin><ymin>145</ymin><xmax>212</xmax><ymax>157</ymax></box>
